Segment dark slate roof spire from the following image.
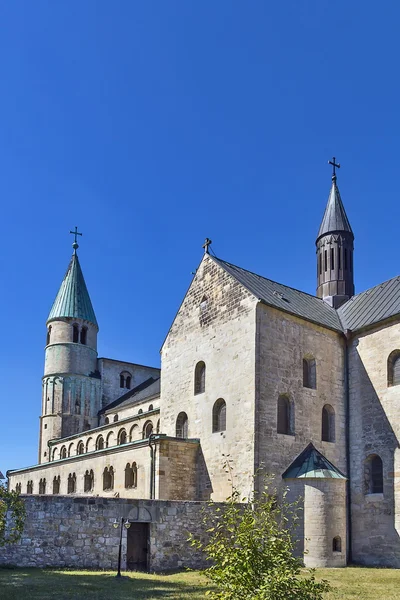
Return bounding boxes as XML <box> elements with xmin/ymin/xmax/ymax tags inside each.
<box><xmin>47</xmin><ymin>232</ymin><xmax>98</xmax><ymax>327</ymax></box>
<box><xmin>317</xmin><ymin>159</ymin><xmax>353</xmax><ymax>240</ymax></box>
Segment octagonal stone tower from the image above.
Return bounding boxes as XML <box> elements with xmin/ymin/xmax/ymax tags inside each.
<box><xmin>39</xmin><ymin>239</ymin><xmax>101</xmax><ymax>463</ymax></box>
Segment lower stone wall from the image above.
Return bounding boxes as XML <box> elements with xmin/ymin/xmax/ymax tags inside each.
<box><xmin>0</xmin><ymin>496</ymin><xmax>214</xmax><ymax>572</ymax></box>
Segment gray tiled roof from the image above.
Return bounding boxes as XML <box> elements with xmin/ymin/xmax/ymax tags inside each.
<box><xmin>100</xmin><ymin>377</ymin><xmax>160</xmax><ymax>414</ymax></box>
<box><xmin>317</xmin><ymin>179</ymin><xmax>353</xmax><ymax>240</ymax></box>
<box><xmin>337</xmin><ymin>276</ymin><xmax>400</xmax><ymax>331</ymax></box>
<box><xmin>212</xmin><ymin>256</ymin><xmax>343</xmax><ymax>332</ymax></box>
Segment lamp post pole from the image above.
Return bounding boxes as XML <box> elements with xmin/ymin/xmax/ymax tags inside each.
<box><xmin>113</xmin><ymin>518</ymin><xmax>131</xmax><ymax>578</ymax></box>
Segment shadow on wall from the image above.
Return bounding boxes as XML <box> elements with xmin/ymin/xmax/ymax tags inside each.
<box><xmin>351</xmin><ymin>347</ymin><xmax>400</xmax><ymax>567</ymax></box>
<box><xmin>0</xmin><ymin>568</ymin><xmax>213</xmax><ymax>600</ymax></box>
<box><xmin>197</xmin><ymin>445</ymin><xmax>212</xmax><ymax>501</ymax></box>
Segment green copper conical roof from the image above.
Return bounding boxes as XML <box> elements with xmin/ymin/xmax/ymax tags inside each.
<box><xmin>282</xmin><ymin>443</ymin><xmax>346</xmax><ymax>479</ymax></box>
<box><xmin>47</xmin><ymin>251</ymin><xmax>98</xmax><ymax>327</ymax></box>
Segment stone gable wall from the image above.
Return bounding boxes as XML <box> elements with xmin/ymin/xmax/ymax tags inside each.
<box><xmin>348</xmin><ymin>321</ymin><xmax>400</xmax><ymax>567</ymax></box>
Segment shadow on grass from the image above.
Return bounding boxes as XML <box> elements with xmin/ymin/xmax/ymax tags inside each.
<box><xmin>0</xmin><ymin>567</ymin><xmax>213</xmax><ymax>600</ymax></box>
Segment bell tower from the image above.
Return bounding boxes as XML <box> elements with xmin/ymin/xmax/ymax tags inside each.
<box><xmin>39</xmin><ymin>229</ymin><xmax>101</xmax><ymax>463</ymax></box>
<box><xmin>316</xmin><ymin>158</ymin><xmax>354</xmax><ymax>308</ymax></box>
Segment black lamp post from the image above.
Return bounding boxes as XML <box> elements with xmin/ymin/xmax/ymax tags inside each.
<box><xmin>113</xmin><ymin>518</ymin><xmax>131</xmax><ymax>578</ymax></box>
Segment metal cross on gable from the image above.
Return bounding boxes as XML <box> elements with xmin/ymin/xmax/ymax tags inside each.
<box><xmin>202</xmin><ymin>237</ymin><xmax>212</xmax><ymax>254</ymax></box>
<box><xmin>69</xmin><ymin>226</ymin><xmax>83</xmax><ymax>244</ymax></box>
<box><xmin>328</xmin><ymin>157</ymin><xmax>341</xmax><ymax>178</ymax></box>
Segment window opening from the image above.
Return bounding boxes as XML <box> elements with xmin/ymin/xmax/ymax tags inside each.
<box><xmin>212</xmin><ymin>399</ymin><xmax>226</xmax><ymax>433</ymax></box>
<box><xmin>331</xmin><ymin>248</ymin><xmax>335</xmax><ymax>270</ymax></box>
<box><xmin>333</xmin><ymin>536</ymin><xmax>342</xmax><ymax>552</ymax></box>
<box><xmin>125</xmin><ymin>462</ymin><xmax>138</xmax><ymax>488</ymax></box>
<box><xmin>80</xmin><ymin>327</ymin><xmax>87</xmax><ymax>345</ymax></box>
<box><xmin>277</xmin><ymin>395</ymin><xmax>293</xmax><ymax>435</ymax></box>
<box><xmin>84</xmin><ymin>470</ymin><xmax>94</xmax><ymax>492</ymax></box>
<box><xmin>53</xmin><ymin>476</ymin><xmax>60</xmax><ymax>495</ymax></box>
<box><xmin>194</xmin><ymin>361</ymin><xmax>206</xmax><ymax>395</ymax></box>
<box><xmin>73</xmin><ymin>324</ymin><xmax>79</xmax><ymax>343</ymax></box>
<box><xmin>176</xmin><ymin>412</ymin><xmax>189</xmax><ymax>438</ymax></box>
<box><xmin>322</xmin><ymin>404</ymin><xmax>335</xmax><ymax>442</ymax></box>
<box><xmin>67</xmin><ymin>473</ymin><xmax>76</xmax><ymax>494</ymax></box>
<box><xmin>46</xmin><ymin>326</ymin><xmax>52</xmax><ymax>345</ymax></box>
<box><xmin>303</xmin><ymin>358</ymin><xmax>316</xmax><ymax>389</ymax></box>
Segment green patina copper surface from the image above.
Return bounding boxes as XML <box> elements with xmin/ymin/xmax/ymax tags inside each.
<box><xmin>47</xmin><ymin>252</ymin><xmax>98</xmax><ymax>327</ymax></box>
<box><xmin>282</xmin><ymin>442</ymin><xmax>346</xmax><ymax>479</ymax></box>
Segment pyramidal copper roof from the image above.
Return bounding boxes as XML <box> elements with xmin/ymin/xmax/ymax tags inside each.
<box><xmin>317</xmin><ymin>177</ymin><xmax>353</xmax><ymax>241</ymax></box>
<box><xmin>282</xmin><ymin>443</ymin><xmax>346</xmax><ymax>479</ymax></box>
<box><xmin>47</xmin><ymin>251</ymin><xmax>98</xmax><ymax>327</ymax></box>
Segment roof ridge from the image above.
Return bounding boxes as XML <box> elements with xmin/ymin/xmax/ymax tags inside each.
<box><xmin>342</xmin><ymin>274</ymin><xmax>400</xmax><ymax>303</ymax></box>
<box><xmin>211</xmin><ymin>255</ymin><xmax>336</xmax><ymax>306</ymax></box>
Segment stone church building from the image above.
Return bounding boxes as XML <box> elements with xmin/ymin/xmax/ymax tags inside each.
<box><xmin>5</xmin><ymin>168</ymin><xmax>400</xmax><ymax>569</ymax></box>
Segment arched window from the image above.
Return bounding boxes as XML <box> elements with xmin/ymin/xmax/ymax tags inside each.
<box><xmin>120</xmin><ymin>374</ymin><xmax>125</xmax><ymax>388</ymax></box>
<box><xmin>46</xmin><ymin>326</ymin><xmax>52</xmax><ymax>345</ymax></box>
<box><xmin>129</xmin><ymin>424</ymin><xmax>139</xmax><ymax>441</ymax></box>
<box><xmin>148</xmin><ymin>404</ymin><xmax>153</xmax><ymax>411</ymax></box>
<box><xmin>143</xmin><ymin>420</ymin><xmax>153</xmax><ymax>439</ymax></box>
<box><xmin>125</xmin><ymin>462</ymin><xmax>138</xmax><ymax>488</ymax></box>
<box><xmin>303</xmin><ymin>357</ymin><xmax>316</xmax><ymax>389</ymax></box>
<box><xmin>387</xmin><ymin>350</ymin><xmax>400</xmax><ymax>387</ymax></box>
<box><xmin>75</xmin><ymin>399</ymin><xmax>81</xmax><ymax>415</ymax></box>
<box><xmin>27</xmin><ymin>481</ymin><xmax>33</xmax><ymax>494</ymax></box>
<box><xmin>86</xmin><ymin>437</ymin><xmax>93</xmax><ymax>452</ymax></box>
<box><xmin>120</xmin><ymin>372</ymin><xmax>132</xmax><ymax>389</ymax></box>
<box><xmin>194</xmin><ymin>361</ymin><xmax>206</xmax><ymax>395</ymax></box>
<box><xmin>332</xmin><ymin>536</ymin><xmax>342</xmax><ymax>552</ymax></box>
<box><xmin>52</xmin><ymin>447</ymin><xmax>58</xmax><ymax>461</ymax></box>
<box><xmin>126</xmin><ymin>376</ymin><xmax>131</xmax><ymax>389</ymax></box>
<box><xmin>60</xmin><ymin>446</ymin><xmax>67</xmax><ymax>459</ymax></box>
<box><xmin>84</xmin><ymin>469</ymin><xmax>94</xmax><ymax>492</ymax></box>
<box><xmin>118</xmin><ymin>429</ymin><xmax>127</xmax><ymax>445</ymax></box>
<box><xmin>103</xmin><ymin>466</ymin><xmax>114</xmax><ymax>491</ymax></box>
<box><xmin>96</xmin><ymin>435</ymin><xmax>104</xmax><ymax>450</ymax></box>
<box><xmin>106</xmin><ymin>431</ymin><xmax>115</xmax><ymax>448</ymax></box>
<box><xmin>105</xmin><ymin>417</ymin><xmax>109</xmax><ymax>425</ymax></box>
<box><xmin>39</xmin><ymin>478</ymin><xmax>46</xmax><ymax>494</ymax></box>
<box><xmin>365</xmin><ymin>454</ymin><xmax>383</xmax><ymax>494</ymax></box>
<box><xmin>113</xmin><ymin>414</ymin><xmax>119</xmax><ymax>423</ymax></box>
<box><xmin>53</xmin><ymin>475</ymin><xmax>60</xmax><ymax>495</ymax></box>
<box><xmin>68</xmin><ymin>443</ymin><xmax>74</xmax><ymax>457</ymax></box>
<box><xmin>212</xmin><ymin>399</ymin><xmax>226</xmax><ymax>433</ymax></box>
<box><xmin>176</xmin><ymin>412</ymin><xmax>189</xmax><ymax>438</ymax></box>
<box><xmin>277</xmin><ymin>395</ymin><xmax>294</xmax><ymax>435</ymax></box>
<box><xmin>15</xmin><ymin>483</ymin><xmax>21</xmax><ymax>494</ymax></box>
<box><xmin>77</xmin><ymin>441</ymin><xmax>85</xmax><ymax>455</ymax></box>
<box><xmin>67</xmin><ymin>473</ymin><xmax>76</xmax><ymax>494</ymax></box>
<box><xmin>138</xmin><ymin>409</ymin><xmax>143</xmax><ymax>415</ymax></box>
<box><xmin>80</xmin><ymin>326</ymin><xmax>87</xmax><ymax>345</ymax></box>
<box><xmin>322</xmin><ymin>405</ymin><xmax>335</xmax><ymax>442</ymax></box>
<box><xmin>73</xmin><ymin>324</ymin><xmax>79</xmax><ymax>343</ymax></box>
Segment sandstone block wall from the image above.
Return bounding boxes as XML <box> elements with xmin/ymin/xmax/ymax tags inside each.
<box><xmin>0</xmin><ymin>497</ymin><xmax>213</xmax><ymax>572</ymax></box>
<box><xmin>98</xmin><ymin>358</ymin><xmax>160</xmax><ymax>407</ymax></box>
<box><xmin>256</xmin><ymin>304</ymin><xmax>347</xmax><ymax>486</ymax></box>
<box><xmin>348</xmin><ymin>322</ymin><xmax>400</xmax><ymax>567</ymax></box>
<box><xmin>161</xmin><ymin>254</ymin><xmax>258</xmax><ymax>501</ymax></box>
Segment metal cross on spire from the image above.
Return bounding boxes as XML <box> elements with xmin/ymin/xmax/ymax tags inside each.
<box><xmin>328</xmin><ymin>157</ymin><xmax>341</xmax><ymax>180</ymax></box>
<box><xmin>70</xmin><ymin>226</ymin><xmax>83</xmax><ymax>252</ymax></box>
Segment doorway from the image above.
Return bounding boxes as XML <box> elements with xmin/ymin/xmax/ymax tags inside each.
<box><xmin>126</xmin><ymin>522</ymin><xmax>149</xmax><ymax>571</ymax></box>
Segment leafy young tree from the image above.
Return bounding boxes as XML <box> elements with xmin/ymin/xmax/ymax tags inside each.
<box><xmin>0</xmin><ymin>481</ymin><xmax>26</xmax><ymax>546</ymax></box>
<box><xmin>189</xmin><ymin>473</ymin><xmax>330</xmax><ymax>600</ymax></box>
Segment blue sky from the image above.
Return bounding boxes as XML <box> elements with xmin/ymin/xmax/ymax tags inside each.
<box><xmin>1</xmin><ymin>2</ymin><xmax>399</xmax><ymax>473</ymax></box>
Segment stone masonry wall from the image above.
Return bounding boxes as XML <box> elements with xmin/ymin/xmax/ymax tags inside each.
<box><xmin>98</xmin><ymin>358</ymin><xmax>160</xmax><ymax>408</ymax></box>
<box><xmin>161</xmin><ymin>254</ymin><xmax>258</xmax><ymax>501</ymax></box>
<box><xmin>0</xmin><ymin>497</ymin><xmax>215</xmax><ymax>572</ymax></box>
<box><xmin>256</xmin><ymin>304</ymin><xmax>347</xmax><ymax>485</ymax></box>
<box><xmin>348</xmin><ymin>321</ymin><xmax>400</xmax><ymax>567</ymax></box>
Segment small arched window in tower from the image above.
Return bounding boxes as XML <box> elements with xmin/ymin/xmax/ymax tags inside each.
<box><xmin>365</xmin><ymin>454</ymin><xmax>384</xmax><ymax>494</ymax></box>
<box><xmin>53</xmin><ymin>475</ymin><xmax>60</xmax><ymax>495</ymax></box>
<box><xmin>118</xmin><ymin>429</ymin><xmax>127</xmax><ymax>445</ymax></box>
<box><xmin>338</xmin><ymin>247</ymin><xmax>342</xmax><ymax>270</ymax></box>
<box><xmin>80</xmin><ymin>326</ymin><xmax>87</xmax><ymax>345</ymax></box>
<box><xmin>331</xmin><ymin>248</ymin><xmax>335</xmax><ymax>270</ymax></box>
<box><xmin>103</xmin><ymin>466</ymin><xmax>114</xmax><ymax>491</ymax></box>
<box><xmin>212</xmin><ymin>399</ymin><xmax>226</xmax><ymax>433</ymax></box>
<box><xmin>84</xmin><ymin>469</ymin><xmax>94</xmax><ymax>492</ymax></box>
<box><xmin>46</xmin><ymin>325</ymin><xmax>52</xmax><ymax>346</ymax></box>
<box><xmin>143</xmin><ymin>420</ymin><xmax>153</xmax><ymax>439</ymax></box>
<box><xmin>27</xmin><ymin>480</ymin><xmax>33</xmax><ymax>494</ymax></box>
<box><xmin>277</xmin><ymin>395</ymin><xmax>294</xmax><ymax>435</ymax></box>
<box><xmin>39</xmin><ymin>478</ymin><xmax>46</xmax><ymax>494</ymax></box>
<box><xmin>73</xmin><ymin>324</ymin><xmax>79</xmax><ymax>343</ymax></box>
<box><xmin>60</xmin><ymin>446</ymin><xmax>67</xmax><ymax>459</ymax></box>
<box><xmin>126</xmin><ymin>376</ymin><xmax>131</xmax><ymax>389</ymax></box>
<box><xmin>324</xmin><ymin>250</ymin><xmax>327</xmax><ymax>272</ymax></box>
<box><xmin>194</xmin><ymin>361</ymin><xmax>206</xmax><ymax>395</ymax></box>
<box><xmin>344</xmin><ymin>248</ymin><xmax>348</xmax><ymax>270</ymax></box>
<box><xmin>125</xmin><ymin>462</ymin><xmax>138</xmax><ymax>489</ymax></box>
<box><xmin>96</xmin><ymin>435</ymin><xmax>104</xmax><ymax>451</ymax></box>
<box><xmin>322</xmin><ymin>404</ymin><xmax>335</xmax><ymax>442</ymax></box>
<box><xmin>77</xmin><ymin>441</ymin><xmax>85</xmax><ymax>455</ymax></box>
<box><xmin>319</xmin><ymin>252</ymin><xmax>322</xmax><ymax>275</ymax></box>
<box><xmin>303</xmin><ymin>357</ymin><xmax>316</xmax><ymax>389</ymax></box>
<box><xmin>387</xmin><ymin>350</ymin><xmax>400</xmax><ymax>387</ymax></box>
<box><xmin>332</xmin><ymin>536</ymin><xmax>342</xmax><ymax>552</ymax></box>
<box><xmin>67</xmin><ymin>473</ymin><xmax>76</xmax><ymax>494</ymax></box>
<box><xmin>176</xmin><ymin>412</ymin><xmax>189</xmax><ymax>438</ymax></box>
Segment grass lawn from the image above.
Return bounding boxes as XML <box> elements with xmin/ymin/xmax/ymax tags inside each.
<box><xmin>0</xmin><ymin>566</ymin><xmax>399</xmax><ymax>599</ymax></box>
